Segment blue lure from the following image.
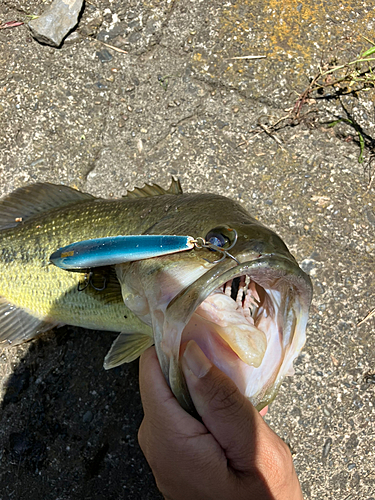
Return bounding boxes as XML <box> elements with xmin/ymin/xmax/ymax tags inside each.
<box><xmin>50</xmin><ymin>235</ymin><xmax>196</xmax><ymax>270</ymax></box>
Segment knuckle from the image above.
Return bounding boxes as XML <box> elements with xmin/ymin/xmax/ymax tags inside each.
<box><xmin>256</xmin><ymin>439</ymin><xmax>295</xmax><ymax>486</ymax></box>
<box><xmin>205</xmin><ymin>372</ymin><xmax>243</xmax><ymax>417</ymax></box>
<box><xmin>137</xmin><ymin>421</ymin><xmax>146</xmax><ymax>451</ymax></box>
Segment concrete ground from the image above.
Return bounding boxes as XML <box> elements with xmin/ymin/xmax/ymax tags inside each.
<box><xmin>0</xmin><ymin>0</ymin><xmax>374</xmax><ymax>498</ymax></box>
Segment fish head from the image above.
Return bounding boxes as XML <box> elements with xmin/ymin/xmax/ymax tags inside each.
<box><xmin>117</xmin><ymin>194</ymin><xmax>313</xmax><ymax>413</ymax></box>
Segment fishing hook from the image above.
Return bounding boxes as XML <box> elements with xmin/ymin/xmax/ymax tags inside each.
<box><xmin>192</xmin><ymin>229</ymin><xmax>240</xmax><ymax>265</ymax></box>
<box><xmin>77</xmin><ymin>271</ymin><xmax>107</xmax><ymax>292</ymax></box>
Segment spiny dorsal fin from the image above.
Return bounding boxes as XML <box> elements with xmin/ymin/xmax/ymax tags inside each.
<box><xmin>0</xmin><ymin>296</ymin><xmax>59</xmax><ymax>346</ymax></box>
<box><xmin>125</xmin><ymin>178</ymin><xmax>183</xmax><ymax>199</ymax></box>
<box><xmin>103</xmin><ymin>331</ymin><xmax>154</xmax><ymax>369</ymax></box>
<box><xmin>0</xmin><ymin>183</ymin><xmax>95</xmax><ymax>230</ymax></box>
<box><xmin>167</xmin><ymin>178</ymin><xmax>183</xmax><ymax>195</ymax></box>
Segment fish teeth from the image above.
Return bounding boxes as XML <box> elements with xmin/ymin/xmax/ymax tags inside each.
<box><xmin>245</xmin><ymin>275</ymin><xmax>251</xmax><ymax>289</ymax></box>
<box><xmin>243</xmin><ymin>288</ymin><xmax>253</xmax><ymax>310</ymax></box>
<box><xmin>235</xmin><ymin>275</ymin><xmax>246</xmax><ymax>308</ymax></box>
<box><xmin>215</xmin><ymin>275</ymin><xmax>263</xmax><ymax>323</ymax></box>
<box><xmin>224</xmin><ymin>279</ymin><xmax>233</xmax><ymax>297</ymax></box>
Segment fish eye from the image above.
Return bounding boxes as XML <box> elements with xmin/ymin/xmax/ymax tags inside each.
<box><xmin>207</xmin><ymin>233</ymin><xmax>228</xmax><ymax>248</ymax></box>
<box><xmin>205</xmin><ymin>227</ymin><xmax>236</xmax><ymax>249</ymax></box>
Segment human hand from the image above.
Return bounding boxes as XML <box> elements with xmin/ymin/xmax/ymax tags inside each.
<box><xmin>138</xmin><ymin>341</ymin><xmax>303</xmax><ymax>500</ymax></box>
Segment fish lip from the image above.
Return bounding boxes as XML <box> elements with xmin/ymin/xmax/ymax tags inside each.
<box><xmin>166</xmin><ymin>253</ymin><xmax>312</xmax><ymax>320</ymax></box>
<box><xmin>163</xmin><ymin>253</ymin><xmax>312</xmax><ymax>412</ymax></box>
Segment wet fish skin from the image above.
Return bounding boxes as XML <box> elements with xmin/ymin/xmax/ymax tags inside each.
<box><xmin>0</xmin><ymin>183</ymin><xmax>283</xmax><ymax>331</ymax></box>
<box><xmin>0</xmin><ymin>181</ymin><xmax>312</xmax><ymax>412</ymax></box>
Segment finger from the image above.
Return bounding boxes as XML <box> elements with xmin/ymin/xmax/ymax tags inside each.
<box><xmin>260</xmin><ymin>406</ymin><xmax>268</xmax><ymax>417</ymax></box>
<box><xmin>138</xmin><ymin>346</ymin><xmax>204</xmax><ymax>438</ymax></box>
<box><xmin>138</xmin><ymin>345</ymin><xmax>214</xmax><ymax>496</ymax></box>
<box><xmin>139</xmin><ymin>346</ymin><xmax>174</xmax><ymax>408</ymax></box>
<box><xmin>181</xmin><ymin>340</ymin><xmax>274</xmax><ymax>472</ymax></box>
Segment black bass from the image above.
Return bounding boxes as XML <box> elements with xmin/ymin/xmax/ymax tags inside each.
<box><xmin>0</xmin><ymin>180</ymin><xmax>312</xmax><ymax>412</ymax></box>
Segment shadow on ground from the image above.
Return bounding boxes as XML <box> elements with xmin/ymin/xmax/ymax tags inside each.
<box><xmin>0</xmin><ymin>327</ymin><xmax>162</xmax><ymax>500</ymax></box>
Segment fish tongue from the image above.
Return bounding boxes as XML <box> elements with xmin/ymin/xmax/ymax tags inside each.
<box><xmin>215</xmin><ymin>323</ymin><xmax>267</xmax><ymax>367</ymax></box>
<box><xmin>195</xmin><ymin>293</ymin><xmax>267</xmax><ymax>368</ymax></box>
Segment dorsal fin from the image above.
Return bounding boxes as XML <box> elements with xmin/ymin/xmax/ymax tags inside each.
<box><xmin>167</xmin><ymin>178</ymin><xmax>183</xmax><ymax>195</ymax></box>
<box><xmin>125</xmin><ymin>178</ymin><xmax>183</xmax><ymax>199</ymax></box>
<box><xmin>0</xmin><ymin>183</ymin><xmax>95</xmax><ymax>230</ymax></box>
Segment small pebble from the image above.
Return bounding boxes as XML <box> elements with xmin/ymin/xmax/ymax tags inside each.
<box><xmin>322</xmin><ymin>437</ymin><xmax>332</xmax><ymax>458</ymax></box>
<box><xmin>83</xmin><ymin>410</ymin><xmax>93</xmax><ymax>423</ymax></box>
<box><xmin>96</xmin><ymin>49</ymin><xmax>113</xmax><ymax>63</ymax></box>
<box><xmin>64</xmin><ymin>31</ymin><xmax>80</xmax><ymax>44</ymax></box>
<box><xmin>300</xmin><ymin>259</ymin><xmax>316</xmax><ymax>275</ymax></box>
<box><xmin>94</xmin><ymin>81</ymin><xmax>107</xmax><ymax>89</ymax></box>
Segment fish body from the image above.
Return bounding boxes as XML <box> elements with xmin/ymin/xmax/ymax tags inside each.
<box><xmin>0</xmin><ymin>181</ymin><xmax>312</xmax><ymax>412</ymax></box>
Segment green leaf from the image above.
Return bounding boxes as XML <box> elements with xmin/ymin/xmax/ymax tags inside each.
<box><xmin>327</xmin><ymin>119</ymin><xmax>342</xmax><ymax>128</ymax></box>
<box><xmin>327</xmin><ymin>118</ymin><xmax>352</xmax><ymax>128</ymax></box>
<box><xmin>357</xmin><ymin>131</ymin><xmax>364</xmax><ymax>163</ymax></box>
<box><xmin>361</xmin><ymin>45</ymin><xmax>375</xmax><ymax>58</ymax></box>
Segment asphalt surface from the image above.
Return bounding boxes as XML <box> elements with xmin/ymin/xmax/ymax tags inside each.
<box><xmin>0</xmin><ymin>0</ymin><xmax>374</xmax><ymax>499</ymax></box>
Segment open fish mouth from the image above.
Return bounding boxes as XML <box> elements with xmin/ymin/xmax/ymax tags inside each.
<box><xmin>189</xmin><ymin>275</ymin><xmax>271</xmax><ymax>366</ymax></box>
<box><xmin>161</xmin><ymin>256</ymin><xmax>312</xmax><ymax>413</ymax></box>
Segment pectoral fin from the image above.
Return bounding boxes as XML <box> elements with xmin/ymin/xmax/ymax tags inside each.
<box><xmin>0</xmin><ymin>296</ymin><xmax>59</xmax><ymax>345</ymax></box>
<box><xmin>103</xmin><ymin>331</ymin><xmax>154</xmax><ymax>369</ymax></box>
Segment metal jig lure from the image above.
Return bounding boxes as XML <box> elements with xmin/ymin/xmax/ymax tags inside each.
<box><xmin>50</xmin><ymin>230</ymin><xmax>239</xmax><ymax>285</ymax></box>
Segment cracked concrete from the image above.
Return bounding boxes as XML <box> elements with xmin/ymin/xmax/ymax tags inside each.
<box><xmin>0</xmin><ymin>0</ymin><xmax>374</xmax><ymax>498</ymax></box>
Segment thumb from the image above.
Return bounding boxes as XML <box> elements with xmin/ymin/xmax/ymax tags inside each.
<box><xmin>181</xmin><ymin>340</ymin><xmax>271</xmax><ymax>473</ymax></box>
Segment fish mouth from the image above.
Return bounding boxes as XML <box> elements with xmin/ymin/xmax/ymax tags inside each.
<box><xmin>160</xmin><ymin>255</ymin><xmax>313</xmax><ymax>413</ymax></box>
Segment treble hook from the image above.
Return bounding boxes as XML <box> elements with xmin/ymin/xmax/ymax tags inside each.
<box><xmin>77</xmin><ymin>271</ymin><xmax>107</xmax><ymax>292</ymax></box>
<box><xmin>77</xmin><ymin>273</ymin><xmax>90</xmax><ymax>292</ymax></box>
<box><xmin>193</xmin><ymin>229</ymin><xmax>240</xmax><ymax>265</ymax></box>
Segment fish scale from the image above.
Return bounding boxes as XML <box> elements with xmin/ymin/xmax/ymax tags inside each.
<box><xmin>0</xmin><ymin>180</ymin><xmax>312</xmax><ymax>413</ymax></box>
<box><xmin>0</xmin><ymin>187</ymin><xmax>185</xmax><ymax>335</ymax></box>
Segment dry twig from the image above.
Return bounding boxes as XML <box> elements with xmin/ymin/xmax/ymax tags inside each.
<box><xmin>0</xmin><ymin>21</ymin><xmax>24</xmax><ymax>29</ymax></box>
<box><xmin>93</xmin><ymin>39</ymin><xmax>128</xmax><ymax>54</ymax></box>
<box><xmin>357</xmin><ymin>308</ymin><xmax>375</xmax><ymax>326</ymax></box>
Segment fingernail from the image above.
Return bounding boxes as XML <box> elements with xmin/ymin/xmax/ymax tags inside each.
<box><xmin>183</xmin><ymin>340</ymin><xmax>212</xmax><ymax>378</ymax></box>
<box><xmin>259</xmin><ymin>405</ymin><xmax>268</xmax><ymax>417</ymax></box>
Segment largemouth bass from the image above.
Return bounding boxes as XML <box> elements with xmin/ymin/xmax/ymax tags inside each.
<box><xmin>0</xmin><ymin>180</ymin><xmax>312</xmax><ymax>412</ymax></box>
